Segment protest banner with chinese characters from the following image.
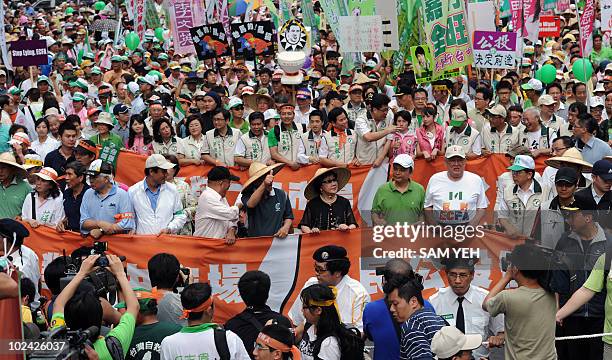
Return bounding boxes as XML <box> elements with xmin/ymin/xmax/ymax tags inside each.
<box><xmin>422</xmin><ymin>0</ymin><xmax>473</xmax><ymax>75</ymax></box>
<box><xmin>473</xmin><ymin>31</ymin><xmax>517</xmax><ymax>69</ymax></box>
<box><xmin>9</xmin><ymin>40</ymin><xmax>48</xmax><ymax>67</ymax></box>
<box><xmin>190</xmin><ymin>23</ymin><xmax>232</xmax><ymax>60</ymax></box>
<box><xmin>231</xmin><ymin>21</ymin><xmax>275</xmax><ymax>56</ymax></box>
<box><xmin>603</xmin><ymin>0</ymin><xmax>612</xmax><ymax>44</ymax></box>
<box><xmin>169</xmin><ymin>0</ymin><xmax>196</xmax><ymax>54</ymax></box>
<box><xmin>510</xmin><ymin>0</ymin><xmax>540</xmax><ymax>42</ymax></box>
<box><xmin>145</xmin><ymin>0</ymin><xmax>161</xmax><ymax>29</ymax></box>
<box><xmin>579</xmin><ymin>0</ymin><xmax>595</xmax><ymax>55</ymax></box>
<box><xmin>338</xmin><ymin>16</ymin><xmax>384</xmax><ymax>52</ymax></box>
<box><xmin>134</xmin><ymin>0</ymin><xmax>147</xmax><ymax>39</ymax></box>
<box><xmin>26</xmin><ymin>225</ymin><xmax>516</xmax><ymax>324</ymax></box>
<box><xmin>98</xmin><ymin>144</ymin><xmax>120</xmax><ymax>169</ymax></box>
<box><xmin>539</xmin><ymin>15</ymin><xmax>560</xmax><ymax>37</ymax></box>
<box><xmin>409</xmin><ymin>44</ymin><xmax>460</xmax><ymax>84</ymax></box>
<box><xmin>278</xmin><ymin>18</ymin><xmax>309</xmax><ymax>52</ymax></box>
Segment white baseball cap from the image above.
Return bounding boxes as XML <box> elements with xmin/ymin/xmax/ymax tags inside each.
<box><xmin>590</xmin><ymin>96</ymin><xmax>605</xmax><ymax>108</ymax></box>
<box><xmin>445</xmin><ymin>145</ymin><xmax>466</xmax><ymax>159</ymax></box>
<box><xmin>145</xmin><ymin>154</ymin><xmax>175</xmax><ymax>169</ymax></box>
<box><xmin>508</xmin><ymin>155</ymin><xmax>535</xmax><ymax>171</ymax></box>
<box><xmin>538</xmin><ymin>94</ymin><xmax>555</xmax><ymax>106</ymax></box>
<box><xmin>393</xmin><ymin>154</ymin><xmax>414</xmax><ymax>169</ymax></box>
<box><xmin>227</xmin><ymin>96</ymin><xmax>244</xmax><ymax>109</ymax></box>
<box><xmin>264</xmin><ymin>109</ymin><xmax>280</xmax><ymax>120</ymax></box>
<box><xmin>431</xmin><ymin>326</ymin><xmax>482</xmax><ymax>359</ymax></box>
<box><xmin>486</xmin><ymin>104</ymin><xmax>507</xmax><ymax>118</ymax></box>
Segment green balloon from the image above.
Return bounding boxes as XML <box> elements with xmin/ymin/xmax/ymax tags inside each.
<box><xmin>540</xmin><ymin>64</ymin><xmax>557</xmax><ymax>84</ymax></box>
<box><xmin>65</xmin><ymin>7</ymin><xmax>74</xmax><ymax>15</ymax></box>
<box><xmin>154</xmin><ymin>28</ymin><xmax>165</xmax><ymax>42</ymax></box>
<box><xmin>125</xmin><ymin>32</ymin><xmax>141</xmax><ymax>51</ymax></box>
<box><xmin>572</xmin><ymin>58</ymin><xmax>594</xmax><ymax>83</ymax></box>
<box><xmin>94</xmin><ymin>1</ymin><xmax>105</xmax><ymax>11</ymax></box>
<box><xmin>535</xmin><ymin>69</ymin><xmax>542</xmax><ymax>81</ymax></box>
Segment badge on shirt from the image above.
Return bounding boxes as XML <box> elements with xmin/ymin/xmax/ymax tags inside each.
<box><xmin>441</xmin><ymin>313</ymin><xmax>454</xmax><ymax>320</ymax></box>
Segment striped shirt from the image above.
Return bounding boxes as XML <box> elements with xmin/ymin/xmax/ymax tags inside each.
<box><xmin>400</xmin><ymin>308</ymin><xmax>445</xmax><ymax>360</ymax></box>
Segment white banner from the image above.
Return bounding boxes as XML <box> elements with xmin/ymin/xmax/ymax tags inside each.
<box><xmin>0</xmin><ymin>0</ymin><xmax>11</xmax><ymax>71</ymax></box>
<box><xmin>467</xmin><ymin>1</ymin><xmax>496</xmax><ymax>37</ymax></box>
<box><xmin>338</xmin><ymin>16</ymin><xmax>384</xmax><ymax>52</ymax></box>
<box><xmin>375</xmin><ymin>0</ymin><xmax>399</xmax><ymax>51</ymax></box>
<box><xmin>601</xmin><ymin>0</ymin><xmax>612</xmax><ymax>45</ymax></box>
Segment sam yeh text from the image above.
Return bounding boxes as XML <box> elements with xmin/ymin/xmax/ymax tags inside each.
<box><xmin>372</xmin><ymin>247</ymin><xmax>480</xmax><ymax>259</ymax></box>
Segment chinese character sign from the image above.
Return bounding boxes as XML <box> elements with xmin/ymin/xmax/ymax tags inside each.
<box><xmin>603</xmin><ymin>0</ymin><xmax>612</xmax><ymax>45</ymax></box>
<box><xmin>169</xmin><ymin>0</ymin><xmax>196</xmax><ymax>54</ymax></box>
<box><xmin>473</xmin><ymin>31</ymin><xmax>517</xmax><ymax>69</ymax></box>
<box><xmin>422</xmin><ymin>0</ymin><xmax>473</xmax><ymax>76</ymax></box>
<box><xmin>337</xmin><ymin>16</ymin><xmax>384</xmax><ymax>52</ymax></box>
<box><xmin>510</xmin><ymin>0</ymin><xmax>540</xmax><ymax>42</ymax></box>
<box><xmin>190</xmin><ymin>23</ymin><xmax>231</xmax><ymax>60</ymax></box>
<box><xmin>579</xmin><ymin>0</ymin><xmax>595</xmax><ymax>55</ymax></box>
<box><xmin>99</xmin><ymin>144</ymin><xmax>119</xmax><ymax>169</ymax></box>
<box><xmin>134</xmin><ymin>0</ymin><xmax>147</xmax><ymax>39</ymax></box>
<box><xmin>230</xmin><ymin>21</ymin><xmax>275</xmax><ymax>56</ymax></box>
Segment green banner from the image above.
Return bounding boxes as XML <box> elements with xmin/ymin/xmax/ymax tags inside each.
<box><xmin>391</xmin><ymin>0</ymin><xmax>421</xmax><ymax>79</ymax></box>
<box><xmin>278</xmin><ymin>0</ymin><xmax>293</xmax><ymax>24</ymax></box>
<box><xmin>422</xmin><ymin>0</ymin><xmax>473</xmax><ymax>76</ymax></box>
<box><xmin>302</xmin><ymin>0</ymin><xmax>320</xmax><ymax>45</ymax></box>
<box><xmin>145</xmin><ymin>0</ymin><xmax>161</xmax><ymax>29</ymax></box>
<box><xmin>99</xmin><ymin>144</ymin><xmax>120</xmax><ymax>169</ymax></box>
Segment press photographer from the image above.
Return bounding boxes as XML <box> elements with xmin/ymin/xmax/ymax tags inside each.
<box><xmin>50</xmin><ymin>254</ymin><xmax>139</xmax><ymax>360</ymax></box>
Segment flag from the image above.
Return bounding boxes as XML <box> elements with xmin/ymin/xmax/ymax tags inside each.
<box><xmin>77</xmin><ymin>28</ymin><xmax>93</xmax><ymax>65</ymax></box>
<box><xmin>391</xmin><ymin>0</ymin><xmax>420</xmax><ymax>79</ymax></box>
<box><xmin>579</xmin><ymin>0</ymin><xmax>595</xmax><ymax>55</ymax></box>
<box><xmin>175</xmin><ymin>99</ymin><xmax>186</xmax><ymax>122</ymax></box>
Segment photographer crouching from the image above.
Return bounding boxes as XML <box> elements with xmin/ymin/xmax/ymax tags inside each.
<box><xmin>50</xmin><ymin>254</ymin><xmax>139</xmax><ymax>360</ymax></box>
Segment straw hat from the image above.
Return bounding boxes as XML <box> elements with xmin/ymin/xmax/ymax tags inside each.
<box><xmin>34</xmin><ymin>167</ymin><xmax>59</xmax><ymax>184</ymax></box>
<box><xmin>545</xmin><ymin>148</ymin><xmax>593</xmax><ymax>173</ymax></box>
<box><xmin>0</xmin><ymin>152</ymin><xmax>26</xmax><ymax>177</ymax></box>
<box><xmin>244</xmin><ymin>88</ymin><xmax>274</xmax><ymax>110</ymax></box>
<box><xmin>304</xmin><ymin>167</ymin><xmax>351</xmax><ymax>201</ymax></box>
<box><xmin>242</xmin><ymin>162</ymin><xmax>285</xmax><ymax>192</ymax></box>
<box><xmin>353</xmin><ymin>72</ymin><xmax>378</xmax><ymax>85</ymax></box>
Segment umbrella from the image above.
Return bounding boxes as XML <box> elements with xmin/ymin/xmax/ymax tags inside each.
<box><xmin>91</xmin><ymin>19</ymin><xmax>119</xmax><ymax>32</ymax></box>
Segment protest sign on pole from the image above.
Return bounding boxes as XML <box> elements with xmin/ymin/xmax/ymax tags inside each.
<box><xmin>338</xmin><ymin>16</ymin><xmax>384</xmax><ymax>52</ymax></box>
<box><xmin>578</xmin><ymin>0</ymin><xmax>595</xmax><ymax>56</ymax></box>
<box><xmin>10</xmin><ymin>40</ymin><xmax>48</xmax><ymax>67</ymax></box>
<box><xmin>134</xmin><ymin>0</ymin><xmax>146</xmax><ymax>39</ymax></box>
<box><xmin>349</xmin><ymin>0</ymin><xmax>376</xmax><ymax>16</ymax></box>
<box><xmin>169</xmin><ymin>0</ymin><xmax>196</xmax><ymax>54</ymax></box>
<box><xmin>278</xmin><ymin>19</ymin><xmax>309</xmax><ymax>52</ymax></box>
<box><xmin>375</xmin><ymin>0</ymin><xmax>399</xmax><ymax>51</ymax></box>
<box><xmin>602</xmin><ymin>0</ymin><xmax>612</xmax><ymax>44</ymax></box>
<box><xmin>231</xmin><ymin>21</ymin><xmax>275</xmax><ymax>57</ymax></box>
<box><xmin>410</xmin><ymin>45</ymin><xmax>460</xmax><ymax>84</ymax></box>
<box><xmin>390</xmin><ymin>0</ymin><xmax>419</xmax><ymax>80</ymax></box>
<box><xmin>538</xmin><ymin>16</ymin><xmax>560</xmax><ymax>37</ymax></box>
<box><xmin>467</xmin><ymin>1</ymin><xmax>495</xmax><ymax>37</ymax></box>
<box><xmin>510</xmin><ymin>0</ymin><xmax>540</xmax><ymax>42</ymax></box>
<box><xmin>191</xmin><ymin>23</ymin><xmax>232</xmax><ymax>60</ymax></box>
<box><xmin>422</xmin><ymin>0</ymin><xmax>473</xmax><ymax>76</ymax></box>
<box><xmin>145</xmin><ymin>0</ymin><xmax>161</xmax><ymax>29</ymax></box>
<box><xmin>473</xmin><ymin>31</ymin><xmax>517</xmax><ymax>69</ymax></box>
<box><xmin>0</xmin><ymin>0</ymin><xmax>11</xmax><ymax>71</ymax></box>
<box><xmin>317</xmin><ymin>0</ymin><xmax>357</xmax><ymax>72</ymax></box>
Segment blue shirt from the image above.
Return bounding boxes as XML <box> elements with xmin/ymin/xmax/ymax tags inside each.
<box><xmin>400</xmin><ymin>308</ymin><xmax>445</xmax><ymax>360</ymax></box>
<box><xmin>364</xmin><ymin>299</ymin><xmax>435</xmax><ymax>360</ymax></box>
<box><xmin>579</xmin><ymin>137</ymin><xmax>612</xmax><ymax>165</ymax></box>
<box><xmin>144</xmin><ymin>180</ymin><xmax>159</xmax><ymax>210</ymax></box>
<box><xmin>80</xmin><ymin>184</ymin><xmax>135</xmax><ymax>234</ymax></box>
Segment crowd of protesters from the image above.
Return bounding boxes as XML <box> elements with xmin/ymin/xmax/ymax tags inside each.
<box><xmin>0</xmin><ymin>0</ymin><xmax>612</xmax><ymax>359</ymax></box>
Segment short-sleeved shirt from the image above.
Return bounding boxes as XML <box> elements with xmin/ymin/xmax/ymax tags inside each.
<box><xmin>372</xmin><ymin>180</ymin><xmax>425</xmax><ymax>225</ymax></box>
<box><xmin>90</xmin><ymin>132</ymin><xmax>125</xmax><ymax>150</ymax></box>
<box><xmin>485</xmin><ymin>286</ymin><xmax>557</xmax><ymax>360</ymax></box>
<box><xmin>44</xmin><ymin>148</ymin><xmax>76</xmax><ymax>177</ymax></box>
<box><xmin>424</xmin><ymin>171</ymin><xmax>489</xmax><ymax>224</ymax></box>
<box><xmin>242</xmin><ymin>187</ymin><xmax>294</xmax><ymax>237</ymax></box>
<box><xmin>0</xmin><ymin>177</ymin><xmax>32</xmax><ymax>218</ymax></box>
<box><xmin>79</xmin><ymin>184</ymin><xmax>135</xmax><ymax>233</ymax></box>
<box><xmin>584</xmin><ymin>255</ymin><xmax>612</xmax><ymax>344</ymax></box>
<box><xmin>63</xmin><ymin>185</ymin><xmax>90</xmax><ymax>231</ymax></box>
<box><xmin>51</xmin><ymin>312</ymin><xmax>136</xmax><ymax>360</ymax></box>
<box><xmin>299</xmin><ymin>196</ymin><xmax>357</xmax><ymax>230</ymax></box>
<box><xmin>127</xmin><ymin>321</ymin><xmax>181</xmax><ymax>360</ymax></box>
<box><xmin>399</xmin><ymin>308</ymin><xmax>445</xmax><ymax>360</ymax></box>
<box><xmin>157</xmin><ymin>291</ymin><xmax>187</xmax><ymax>326</ymax></box>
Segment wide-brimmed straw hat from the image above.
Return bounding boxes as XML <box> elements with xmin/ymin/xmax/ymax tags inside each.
<box><xmin>0</xmin><ymin>152</ymin><xmax>27</xmax><ymax>177</ymax></box>
<box><xmin>304</xmin><ymin>167</ymin><xmax>351</xmax><ymax>200</ymax></box>
<box><xmin>244</xmin><ymin>88</ymin><xmax>274</xmax><ymax>110</ymax></box>
<box><xmin>242</xmin><ymin>162</ymin><xmax>285</xmax><ymax>192</ymax></box>
<box><xmin>545</xmin><ymin>148</ymin><xmax>593</xmax><ymax>173</ymax></box>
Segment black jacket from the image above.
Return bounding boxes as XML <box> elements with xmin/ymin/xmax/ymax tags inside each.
<box><xmin>552</xmin><ymin>226</ymin><xmax>612</xmax><ymax>318</ymax></box>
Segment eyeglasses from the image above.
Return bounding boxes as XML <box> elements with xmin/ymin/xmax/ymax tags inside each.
<box><xmin>253</xmin><ymin>343</ymin><xmax>271</xmax><ymax>351</ymax></box>
<box><xmin>447</xmin><ymin>272</ymin><xmax>470</xmax><ymax>280</ymax></box>
<box><xmin>232</xmin><ymin>106</ymin><xmax>244</xmax><ymax>111</ymax></box>
<box><xmin>314</xmin><ymin>265</ymin><xmax>328</xmax><ymax>274</ymax></box>
<box><xmin>511</xmin><ymin>170</ymin><xmax>527</xmax><ymax>175</ymax></box>
<box><xmin>552</xmin><ymin>146</ymin><xmax>567</xmax><ymax>153</ymax></box>
<box><xmin>321</xmin><ymin>178</ymin><xmax>338</xmax><ymax>184</ymax></box>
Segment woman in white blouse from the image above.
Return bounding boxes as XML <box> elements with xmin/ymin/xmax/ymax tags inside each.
<box><xmin>177</xmin><ymin>115</ymin><xmax>205</xmax><ymax>165</ymax></box>
<box><xmin>30</xmin><ymin>118</ymin><xmax>59</xmax><ymax>160</ymax></box>
<box><xmin>21</xmin><ymin>167</ymin><xmax>65</xmax><ymax>227</ymax></box>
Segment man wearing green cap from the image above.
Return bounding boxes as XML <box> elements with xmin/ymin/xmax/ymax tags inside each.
<box><xmin>124</xmin><ymin>288</ymin><xmax>181</xmax><ymax>360</ymax></box>
<box><xmin>104</xmin><ymin>56</ymin><xmax>128</xmax><ymax>85</ymax></box>
<box><xmin>444</xmin><ymin>109</ymin><xmax>481</xmax><ymax>160</ymax></box>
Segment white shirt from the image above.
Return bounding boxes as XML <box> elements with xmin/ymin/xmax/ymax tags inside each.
<box><xmin>299</xmin><ymin>325</ymin><xmax>341</xmax><ymax>360</ymax></box>
<box><xmin>21</xmin><ymin>192</ymin><xmax>65</xmax><ymax>226</ymax></box>
<box><xmin>424</xmin><ymin>171</ymin><xmax>489</xmax><ymax>224</ymax></box>
<box><xmin>160</xmin><ymin>326</ymin><xmax>250</xmax><ymax>360</ymax></box>
<box><xmin>294</xmin><ymin>105</ymin><xmax>316</xmax><ymax>125</ymax></box>
<box><xmin>11</xmin><ymin>245</ymin><xmax>41</xmax><ymax>295</ymax></box>
<box><xmin>179</xmin><ymin>135</ymin><xmax>206</xmax><ymax>160</ymax></box>
<box><xmin>193</xmin><ymin>187</ymin><xmax>239</xmax><ymax>238</ymax></box>
<box><xmin>31</xmin><ymin>137</ymin><xmax>60</xmax><ymax>161</ymax></box>
<box><xmin>593</xmin><ymin>186</ymin><xmax>603</xmax><ymax>204</ymax></box>
<box><xmin>288</xmin><ymin>275</ymin><xmax>370</xmax><ymax>332</ymax></box>
<box><xmin>429</xmin><ymin>286</ymin><xmax>504</xmax><ymax>359</ymax></box>
<box><xmin>128</xmin><ymin>179</ymin><xmax>187</xmax><ymax>235</ymax></box>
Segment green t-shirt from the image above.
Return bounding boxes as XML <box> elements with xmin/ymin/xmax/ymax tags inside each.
<box><xmin>583</xmin><ymin>255</ymin><xmax>612</xmax><ymax>344</ymax></box>
<box><xmin>267</xmin><ymin>128</ymin><xmax>279</xmax><ymax>147</ymax></box>
<box><xmin>0</xmin><ymin>178</ymin><xmax>32</xmax><ymax>218</ymax></box>
<box><xmin>590</xmin><ymin>47</ymin><xmax>612</xmax><ymax>65</ymax></box>
<box><xmin>372</xmin><ymin>180</ymin><xmax>425</xmax><ymax>225</ymax></box>
<box><xmin>51</xmin><ymin>312</ymin><xmax>136</xmax><ymax>360</ymax></box>
<box><xmin>230</xmin><ymin>117</ymin><xmax>250</xmax><ymax>134</ymax></box>
<box><xmin>127</xmin><ymin>321</ymin><xmax>181</xmax><ymax>360</ymax></box>
<box><xmin>90</xmin><ymin>132</ymin><xmax>125</xmax><ymax>150</ymax></box>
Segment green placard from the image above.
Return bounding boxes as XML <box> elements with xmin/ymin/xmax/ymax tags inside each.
<box><xmin>99</xmin><ymin>144</ymin><xmax>120</xmax><ymax>169</ymax></box>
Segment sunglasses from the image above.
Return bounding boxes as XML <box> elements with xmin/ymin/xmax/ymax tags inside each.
<box><xmin>232</xmin><ymin>106</ymin><xmax>244</xmax><ymax>110</ymax></box>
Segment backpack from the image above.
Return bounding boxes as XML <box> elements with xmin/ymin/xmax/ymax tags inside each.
<box><xmin>307</xmin><ymin>323</ymin><xmax>365</xmax><ymax>360</ymax></box>
<box><xmin>213</xmin><ymin>326</ymin><xmax>231</xmax><ymax>360</ymax></box>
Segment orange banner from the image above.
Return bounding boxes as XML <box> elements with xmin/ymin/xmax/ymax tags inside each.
<box><xmin>26</xmin><ymin>225</ymin><xmax>515</xmax><ymax>324</ymax></box>
<box><xmin>113</xmin><ymin>151</ymin><xmax>548</xmax><ymax>227</ymax></box>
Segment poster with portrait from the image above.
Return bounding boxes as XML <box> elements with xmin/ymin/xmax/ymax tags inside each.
<box><xmin>279</xmin><ymin>18</ymin><xmax>309</xmax><ymax>52</ymax></box>
<box><xmin>410</xmin><ymin>44</ymin><xmax>460</xmax><ymax>84</ymax></box>
<box><xmin>230</xmin><ymin>21</ymin><xmax>275</xmax><ymax>57</ymax></box>
<box><xmin>190</xmin><ymin>23</ymin><xmax>232</xmax><ymax>60</ymax></box>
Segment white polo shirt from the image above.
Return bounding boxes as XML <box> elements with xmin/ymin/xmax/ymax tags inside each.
<box><xmin>424</xmin><ymin>171</ymin><xmax>489</xmax><ymax>224</ymax></box>
<box><xmin>429</xmin><ymin>285</ymin><xmax>504</xmax><ymax>360</ymax></box>
<box><xmin>160</xmin><ymin>324</ymin><xmax>250</xmax><ymax>360</ymax></box>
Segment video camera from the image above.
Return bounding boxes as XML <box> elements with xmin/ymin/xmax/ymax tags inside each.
<box><xmin>28</xmin><ymin>326</ymin><xmax>99</xmax><ymax>360</ymax></box>
<box><xmin>59</xmin><ymin>242</ymin><xmax>125</xmax><ymax>303</ymax></box>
